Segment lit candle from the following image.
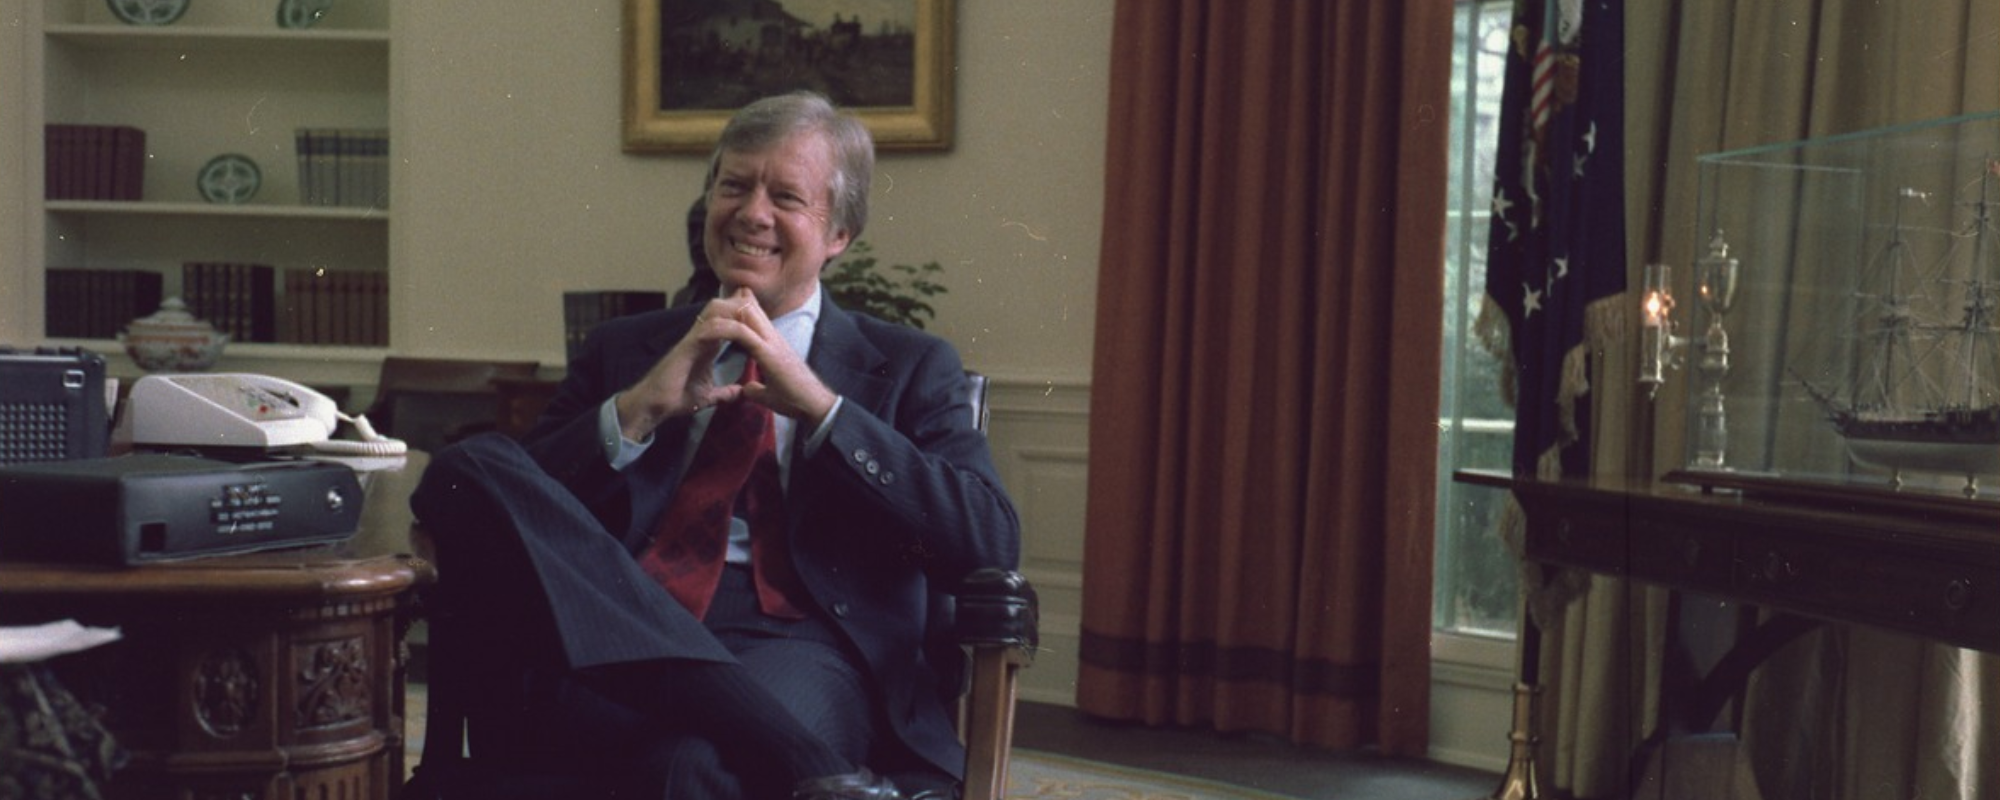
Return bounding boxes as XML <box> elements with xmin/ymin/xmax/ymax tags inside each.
<box><xmin>1639</xmin><ymin>263</ymin><xmax>1676</xmax><ymax>395</ymax></box>
<box><xmin>1643</xmin><ymin>263</ymin><xmax>1674</xmax><ymax>328</ymax></box>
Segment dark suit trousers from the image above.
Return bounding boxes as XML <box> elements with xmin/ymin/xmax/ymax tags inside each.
<box><xmin>412</xmin><ymin>433</ymin><xmax>878</xmax><ymax>798</ymax></box>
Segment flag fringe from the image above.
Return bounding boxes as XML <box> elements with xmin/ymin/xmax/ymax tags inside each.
<box><xmin>1487</xmin><ymin>293</ymin><xmax>1626</xmax><ymax>622</ymax></box>
<box><xmin>1475</xmin><ymin>292</ymin><xmax>1518</xmax><ymax>410</ymax></box>
<box><xmin>1584</xmin><ymin>291</ymin><xmax>1627</xmax><ymax>349</ymax></box>
<box><xmin>1554</xmin><ymin>293</ymin><xmax>1627</xmax><ymax>448</ymax></box>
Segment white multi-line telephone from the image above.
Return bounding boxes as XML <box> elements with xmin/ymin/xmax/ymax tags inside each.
<box><xmin>127</xmin><ymin>373</ymin><xmax>406</xmax><ymax>456</ymax></box>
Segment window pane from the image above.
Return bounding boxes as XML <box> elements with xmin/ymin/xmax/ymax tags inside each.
<box><xmin>1443</xmin><ymin>479</ymin><xmax>1517</xmax><ymax>635</ymax></box>
<box><xmin>1434</xmin><ymin>0</ymin><xmax>1518</xmax><ymax>638</ymax></box>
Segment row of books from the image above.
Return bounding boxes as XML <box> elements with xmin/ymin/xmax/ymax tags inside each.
<box><xmin>186</xmin><ymin>262</ymin><xmax>390</xmax><ymax>346</ymax></box>
<box><xmin>44</xmin><ymin>268</ymin><xmax>164</xmax><ymax>340</ymax></box>
<box><xmin>182</xmin><ymin>262</ymin><xmax>278</xmax><ymax>343</ymax></box>
<box><xmin>297</xmin><ymin>128</ymin><xmax>389</xmax><ymax>208</ymax></box>
<box><xmin>283</xmin><ymin>268</ymin><xmax>389</xmax><ymax>347</ymax></box>
<box><xmin>563</xmin><ymin>291</ymin><xmax>667</xmax><ymax>360</ymax></box>
<box><xmin>45</xmin><ymin>124</ymin><xmax>146</xmax><ymax>201</ymax></box>
<box><xmin>42</xmin><ymin>264</ymin><xmax>388</xmax><ymax>347</ymax></box>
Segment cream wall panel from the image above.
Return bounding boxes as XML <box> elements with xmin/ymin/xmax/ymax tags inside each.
<box><xmin>987</xmin><ymin>376</ymin><xmax>1089</xmax><ymax>705</ymax></box>
<box><xmin>1430</xmin><ymin>634</ymin><xmax>1516</xmax><ymax>772</ymax></box>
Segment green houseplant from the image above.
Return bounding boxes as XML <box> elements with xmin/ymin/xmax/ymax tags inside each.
<box><xmin>821</xmin><ymin>241</ymin><xmax>946</xmax><ymax>330</ymax></box>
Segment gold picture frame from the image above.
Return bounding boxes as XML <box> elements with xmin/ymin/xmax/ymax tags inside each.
<box><xmin>622</xmin><ymin>0</ymin><xmax>955</xmax><ymax>155</ymax></box>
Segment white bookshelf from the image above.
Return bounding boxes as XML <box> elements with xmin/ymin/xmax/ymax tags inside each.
<box><xmin>28</xmin><ymin>0</ymin><xmax>394</xmax><ymax>357</ymax></box>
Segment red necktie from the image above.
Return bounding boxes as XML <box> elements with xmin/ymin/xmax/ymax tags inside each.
<box><xmin>636</xmin><ymin>359</ymin><xmax>807</xmax><ymax>620</ymax></box>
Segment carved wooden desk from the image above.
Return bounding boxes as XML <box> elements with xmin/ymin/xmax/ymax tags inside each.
<box><xmin>1457</xmin><ymin>469</ymin><xmax>2000</xmax><ymax>654</ymax></box>
<box><xmin>0</xmin><ymin>455</ymin><xmax>433</xmax><ymax>800</ymax></box>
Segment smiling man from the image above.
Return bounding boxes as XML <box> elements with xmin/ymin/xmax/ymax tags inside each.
<box><xmin>411</xmin><ymin>92</ymin><xmax>1020</xmax><ymax>800</ymax></box>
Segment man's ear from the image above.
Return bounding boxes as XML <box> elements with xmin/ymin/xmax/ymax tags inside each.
<box><xmin>826</xmin><ymin>228</ymin><xmax>853</xmax><ymax>260</ymax></box>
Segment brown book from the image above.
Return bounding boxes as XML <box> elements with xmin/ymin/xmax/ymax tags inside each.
<box><xmin>282</xmin><ymin>268</ymin><xmax>313</xmax><ymax>344</ymax></box>
<box><xmin>109</xmin><ymin>126</ymin><xmax>144</xmax><ymax>201</ymax></box>
<box><xmin>330</xmin><ymin>270</ymin><xmax>352</xmax><ymax>345</ymax></box>
<box><xmin>361</xmin><ymin>271</ymin><xmax>387</xmax><ymax>346</ymax></box>
<box><xmin>44</xmin><ymin>268</ymin><xmax>85</xmax><ymax>337</ymax></box>
<box><xmin>44</xmin><ymin>125</ymin><xmax>75</xmax><ymax>199</ymax></box>
<box><xmin>313</xmin><ymin>269</ymin><xmax>335</xmax><ymax>345</ymax></box>
<box><xmin>562</xmin><ymin>291</ymin><xmax>665</xmax><ymax>360</ymax></box>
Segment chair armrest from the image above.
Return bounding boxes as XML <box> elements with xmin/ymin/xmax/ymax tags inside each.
<box><xmin>950</xmin><ymin>568</ymin><xmax>1037</xmax><ymax>652</ymax></box>
<box><xmin>950</xmin><ymin>569</ymin><xmax>1035</xmax><ymax>800</ymax></box>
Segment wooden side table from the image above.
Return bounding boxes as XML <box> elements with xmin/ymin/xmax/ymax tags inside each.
<box><xmin>0</xmin><ymin>454</ymin><xmax>434</xmax><ymax>800</ymax></box>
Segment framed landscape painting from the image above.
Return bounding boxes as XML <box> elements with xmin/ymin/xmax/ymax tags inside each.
<box><xmin>623</xmin><ymin>0</ymin><xmax>955</xmax><ymax>154</ymax></box>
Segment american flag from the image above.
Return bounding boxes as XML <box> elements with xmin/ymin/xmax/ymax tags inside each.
<box><xmin>1482</xmin><ymin>0</ymin><xmax>1626</xmax><ymax>479</ymax></box>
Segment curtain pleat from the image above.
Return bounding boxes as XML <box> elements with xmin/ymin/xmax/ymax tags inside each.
<box><xmin>1078</xmin><ymin>0</ymin><xmax>1450</xmax><ymax>755</ymax></box>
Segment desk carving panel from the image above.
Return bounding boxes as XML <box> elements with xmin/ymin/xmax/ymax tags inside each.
<box><xmin>2</xmin><ymin>554</ymin><xmax>424</xmax><ymax>799</ymax></box>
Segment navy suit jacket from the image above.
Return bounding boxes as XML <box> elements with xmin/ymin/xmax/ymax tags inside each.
<box><xmin>516</xmin><ymin>295</ymin><xmax>1021</xmax><ymax>776</ymax></box>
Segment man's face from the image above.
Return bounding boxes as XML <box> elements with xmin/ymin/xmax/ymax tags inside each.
<box><xmin>703</xmin><ymin>131</ymin><xmax>852</xmax><ymax>316</ymax></box>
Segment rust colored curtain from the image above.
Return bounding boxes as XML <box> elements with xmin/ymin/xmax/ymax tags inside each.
<box><xmin>1076</xmin><ymin>0</ymin><xmax>1451</xmax><ymax>756</ymax></box>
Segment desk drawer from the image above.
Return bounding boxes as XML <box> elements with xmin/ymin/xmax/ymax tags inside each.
<box><xmin>1631</xmin><ymin>512</ymin><xmax>1734</xmax><ymax>595</ymax></box>
<box><xmin>1521</xmin><ymin>502</ymin><xmax>1628</xmax><ymax>576</ymax></box>
<box><xmin>1735</xmin><ymin>531</ymin><xmax>2000</xmax><ymax>651</ymax></box>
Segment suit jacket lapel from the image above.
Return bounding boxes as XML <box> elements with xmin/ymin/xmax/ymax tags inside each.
<box><xmin>786</xmin><ymin>299</ymin><xmax>891</xmax><ymax>542</ymax></box>
<box><xmin>809</xmin><ymin>299</ymin><xmax>892</xmax><ymax>415</ymax></box>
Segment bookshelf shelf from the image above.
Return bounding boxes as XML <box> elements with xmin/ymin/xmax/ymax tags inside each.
<box><xmin>31</xmin><ymin>0</ymin><xmax>396</xmax><ymax>355</ymax></box>
<box><xmin>46</xmin><ymin>200</ymin><xmax>390</xmax><ymax>222</ymax></box>
<box><xmin>44</xmin><ymin>24</ymin><xmax>389</xmax><ymax>56</ymax></box>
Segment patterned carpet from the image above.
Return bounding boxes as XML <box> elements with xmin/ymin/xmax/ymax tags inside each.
<box><xmin>1007</xmin><ymin>750</ymin><xmax>1297</xmax><ymax>800</ymax></box>
<box><xmin>402</xmin><ymin>685</ymin><xmax>1287</xmax><ymax>799</ymax></box>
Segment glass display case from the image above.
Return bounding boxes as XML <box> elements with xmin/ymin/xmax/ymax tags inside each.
<box><xmin>1675</xmin><ymin>111</ymin><xmax>2000</xmax><ymax>501</ymax></box>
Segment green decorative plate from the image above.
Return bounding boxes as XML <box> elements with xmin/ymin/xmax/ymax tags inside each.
<box><xmin>106</xmin><ymin>0</ymin><xmax>189</xmax><ymax>26</ymax></box>
<box><xmin>276</xmin><ymin>0</ymin><xmax>333</xmax><ymax>29</ymax></box>
<box><xmin>197</xmin><ymin>154</ymin><xmax>261</xmax><ymax>204</ymax></box>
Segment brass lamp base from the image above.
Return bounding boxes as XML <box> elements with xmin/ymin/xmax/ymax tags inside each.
<box><xmin>1486</xmin><ymin>682</ymin><xmax>1544</xmax><ymax>800</ymax></box>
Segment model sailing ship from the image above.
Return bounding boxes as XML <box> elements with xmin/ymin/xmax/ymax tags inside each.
<box><xmin>1799</xmin><ymin>162</ymin><xmax>2000</xmax><ymax>496</ymax></box>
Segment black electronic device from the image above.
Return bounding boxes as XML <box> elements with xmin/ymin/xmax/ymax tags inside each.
<box><xmin>0</xmin><ymin>347</ymin><xmax>109</xmax><ymax>466</ymax></box>
<box><xmin>0</xmin><ymin>453</ymin><xmax>363</xmax><ymax>565</ymax></box>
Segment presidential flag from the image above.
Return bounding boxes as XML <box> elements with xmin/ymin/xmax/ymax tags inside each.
<box><xmin>1479</xmin><ymin>0</ymin><xmax>1626</xmax><ymax>481</ymax></box>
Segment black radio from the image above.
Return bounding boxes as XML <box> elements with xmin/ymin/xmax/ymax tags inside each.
<box><xmin>0</xmin><ymin>347</ymin><xmax>110</xmax><ymax>466</ymax></box>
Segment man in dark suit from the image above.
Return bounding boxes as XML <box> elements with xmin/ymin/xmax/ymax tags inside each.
<box><xmin>411</xmin><ymin>91</ymin><xmax>1019</xmax><ymax>799</ymax></box>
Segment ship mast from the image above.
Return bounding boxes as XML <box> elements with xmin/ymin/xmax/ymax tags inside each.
<box><xmin>1964</xmin><ymin>161</ymin><xmax>1999</xmax><ymax>409</ymax></box>
<box><xmin>1860</xmin><ymin>189</ymin><xmax>1919</xmax><ymax>412</ymax></box>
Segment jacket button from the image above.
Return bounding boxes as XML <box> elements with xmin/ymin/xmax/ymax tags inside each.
<box><xmin>879</xmin><ymin>471</ymin><xmax>895</xmax><ymax>485</ymax></box>
<box><xmin>865</xmin><ymin>460</ymin><xmax>881</xmax><ymax>476</ymax></box>
<box><xmin>853</xmin><ymin>449</ymin><xmax>871</xmax><ymax>464</ymax></box>
<box><xmin>832</xmin><ymin>601</ymin><xmax>851</xmax><ymax>618</ymax></box>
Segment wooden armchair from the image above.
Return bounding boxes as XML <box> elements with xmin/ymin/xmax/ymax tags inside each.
<box><xmin>947</xmin><ymin>568</ymin><xmax>1039</xmax><ymax>800</ymax></box>
<box><xmin>401</xmin><ymin>372</ymin><xmax>1036</xmax><ymax>800</ymax></box>
<box><xmin>361</xmin><ymin>357</ymin><xmax>540</xmax><ymax>453</ymax></box>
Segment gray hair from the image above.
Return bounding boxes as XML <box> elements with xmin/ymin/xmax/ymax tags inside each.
<box><xmin>705</xmin><ymin>91</ymin><xmax>875</xmax><ymax>242</ymax></box>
